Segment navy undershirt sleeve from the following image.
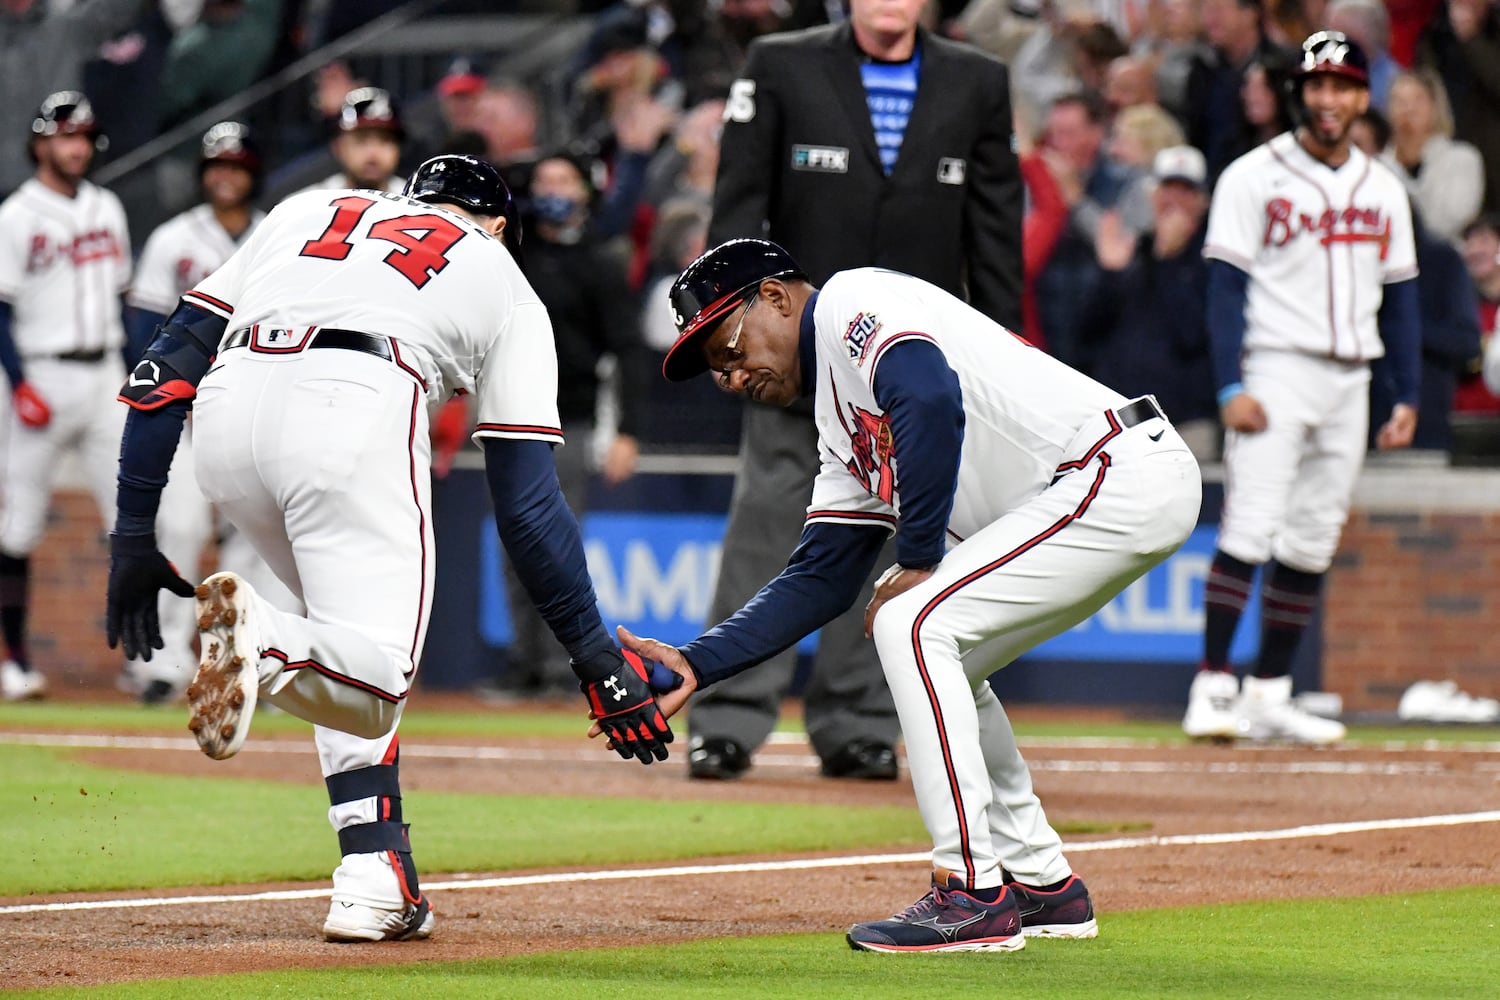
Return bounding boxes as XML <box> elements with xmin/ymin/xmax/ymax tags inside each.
<box><xmin>679</xmin><ymin>521</ymin><xmax>887</xmax><ymax>687</ymax></box>
<box><xmin>0</xmin><ymin>301</ymin><xmax>23</xmax><ymax>387</ymax></box>
<box><xmin>482</xmin><ymin>437</ymin><xmax>614</xmax><ymax>664</ymax></box>
<box><xmin>1206</xmin><ymin>259</ymin><xmax>1251</xmax><ymax>397</ymax></box>
<box><xmin>872</xmin><ymin>339</ymin><xmax>964</xmax><ymax>570</ymax></box>
<box><xmin>1377</xmin><ymin>278</ymin><xmax>1421</xmax><ymax>407</ymax></box>
<box><xmin>115</xmin><ymin>404</ymin><xmax>190</xmax><ymax>537</ymax></box>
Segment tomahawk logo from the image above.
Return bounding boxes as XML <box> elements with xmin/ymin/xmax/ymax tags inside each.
<box><xmin>603</xmin><ymin>674</ymin><xmax>627</xmax><ymax>701</ymax></box>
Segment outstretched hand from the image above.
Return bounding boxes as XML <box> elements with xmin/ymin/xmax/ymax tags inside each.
<box><xmin>587</xmin><ymin>626</ymin><xmax>698</xmax><ymax>750</ymax></box>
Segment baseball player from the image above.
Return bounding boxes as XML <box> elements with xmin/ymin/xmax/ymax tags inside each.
<box><xmin>122</xmin><ymin>122</ymin><xmax>268</xmax><ymax>704</ymax></box>
<box><xmin>1182</xmin><ymin>31</ymin><xmax>1420</xmax><ymax>745</ymax></box>
<box><xmin>0</xmin><ymin>91</ymin><xmax>130</xmax><ymax>702</ymax></box>
<box><xmin>105</xmin><ymin>155</ymin><xmax>676</xmax><ymax>942</ymax></box>
<box><xmin>294</xmin><ymin>87</ymin><xmax>407</xmax><ymax>197</ymax></box>
<box><xmin>617</xmin><ymin>238</ymin><xmax>1202</xmax><ymax>953</ymax></box>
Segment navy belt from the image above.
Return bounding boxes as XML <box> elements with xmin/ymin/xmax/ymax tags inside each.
<box><xmin>43</xmin><ymin>348</ymin><xmax>107</xmax><ymax>363</ymax></box>
<box><xmin>221</xmin><ymin>327</ymin><xmax>393</xmax><ymax>361</ymax></box>
<box><xmin>1115</xmin><ymin>396</ymin><xmax>1165</xmax><ymax>428</ymax></box>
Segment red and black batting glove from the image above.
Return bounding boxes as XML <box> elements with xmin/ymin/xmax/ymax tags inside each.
<box><xmin>574</xmin><ymin>646</ymin><xmax>673</xmax><ymax>764</ymax></box>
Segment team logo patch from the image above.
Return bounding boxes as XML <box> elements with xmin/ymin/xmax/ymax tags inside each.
<box><xmin>250</xmin><ymin>325</ymin><xmax>314</xmax><ymax>353</ymax></box>
<box><xmin>792</xmin><ymin>145</ymin><xmax>849</xmax><ymax>173</ymax></box>
<box><xmin>843</xmin><ymin>312</ymin><xmax>882</xmax><ymax>365</ymax></box>
<box><xmin>937</xmin><ymin>158</ymin><xmax>967</xmax><ymax>185</ymax></box>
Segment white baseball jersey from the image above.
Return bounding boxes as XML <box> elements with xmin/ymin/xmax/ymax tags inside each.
<box><xmin>185</xmin><ymin>187</ymin><xmax>560</xmax><ymax>442</ymax></box>
<box><xmin>1204</xmin><ymin>132</ymin><xmax>1417</xmax><ymax>361</ymax></box>
<box><xmin>129</xmin><ymin>204</ymin><xmax>265</xmax><ymax>315</ymax></box>
<box><xmin>0</xmin><ymin>178</ymin><xmax>130</xmax><ymax>355</ymax></box>
<box><xmin>806</xmin><ymin>268</ymin><xmax>1128</xmax><ymax>541</ymax></box>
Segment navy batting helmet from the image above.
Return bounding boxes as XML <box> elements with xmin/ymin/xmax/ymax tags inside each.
<box><xmin>404</xmin><ymin>154</ymin><xmax>522</xmax><ymax>258</ymax></box>
<box><xmin>663</xmin><ymin>238</ymin><xmax>805</xmax><ymax>382</ymax></box>
<box><xmin>30</xmin><ymin>91</ymin><xmax>107</xmax><ymax>154</ymax></box>
<box><xmin>337</xmin><ymin>86</ymin><xmax>404</xmax><ymax>140</ymax></box>
<box><xmin>1294</xmin><ymin>31</ymin><xmax>1370</xmax><ymax>86</ymax></box>
<box><xmin>200</xmin><ymin>121</ymin><xmax>261</xmax><ymax>173</ymax></box>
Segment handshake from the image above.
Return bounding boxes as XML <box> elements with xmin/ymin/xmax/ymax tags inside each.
<box><xmin>572</xmin><ymin>626</ymin><xmax>698</xmax><ymax>765</ymax></box>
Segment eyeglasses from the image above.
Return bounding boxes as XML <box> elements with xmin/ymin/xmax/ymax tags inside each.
<box><xmin>715</xmin><ymin>294</ymin><xmax>754</xmax><ymax>389</ymax></box>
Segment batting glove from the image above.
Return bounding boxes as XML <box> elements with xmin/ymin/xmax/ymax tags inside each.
<box><xmin>106</xmin><ymin>533</ymin><xmax>196</xmax><ymax>661</ymax></box>
<box><xmin>574</xmin><ymin>646</ymin><xmax>673</xmax><ymax>764</ymax></box>
<box><xmin>13</xmin><ymin>382</ymin><xmax>50</xmax><ymax>428</ymax></box>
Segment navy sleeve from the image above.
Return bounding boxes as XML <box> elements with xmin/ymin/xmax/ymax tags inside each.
<box><xmin>124</xmin><ymin>306</ymin><xmax>167</xmax><ymax>365</ymax></box>
<box><xmin>872</xmin><ymin>339</ymin><xmax>964</xmax><ymax>570</ymax></box>
<box><xmin>591</xmin><ymin>150</ymin><xmax>650</xmax><ymax>242</ymax></box>
<box><xmin>115</xmin><ymin>405</ymin><xmax>191</xmax><ymax>537</ymax></box>
<box><xmin>0</xmin><ymin>301</ymin><xmax>22</xmax><ymax>387</ymax></box>
<box><xmin>482</xmin><ymin>437</ymin><xmax>614</xmax><ymax>664</ymax></box>
<box><xmin>1377</xmin><ymin>278</ymin><xmax>1421</xmax><ymax>407</ymax></box>
<box><xmin>678</xmin><ymin>522</ymin><xmax>887</xmax><ymax>687</ymax></box>
<box><xmin>1206</xmin><ymin>259</ymin><xmax>1251</xmax><ymax>400</ymax></box>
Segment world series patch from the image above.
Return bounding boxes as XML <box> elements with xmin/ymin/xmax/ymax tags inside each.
<box><xmin>843</xmin><ymin>311</ymin><xmax>882</xmax><ymax>365</ymax></box>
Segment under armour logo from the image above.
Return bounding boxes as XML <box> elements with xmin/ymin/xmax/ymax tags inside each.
<box><xmin>603</xmin><ymin>674</ymin><xmax>627</xmax><ymax>701</ymax></box>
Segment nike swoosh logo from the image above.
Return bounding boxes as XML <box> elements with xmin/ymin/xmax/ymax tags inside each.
<box><xmin>1148</xmin><ymin>430</ymin><xmax>1165</xmax><ymax>441</ymax></box>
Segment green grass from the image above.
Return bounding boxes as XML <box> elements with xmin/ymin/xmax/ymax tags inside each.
<box><xmin>10</xmin><ymin>887</ymin><xmax>1497</xmax><ymax>999</ymax></box>
<box><xmin>1</xmin><ymin>745</ymin><xmax>929</xmax><ymax>895</ymax></box>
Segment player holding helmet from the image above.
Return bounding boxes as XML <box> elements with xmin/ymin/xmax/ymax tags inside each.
<box><xmin>1182</xmin><ymin>31</ymin><xmax>1420</xmax><ymax>744</ymax></box>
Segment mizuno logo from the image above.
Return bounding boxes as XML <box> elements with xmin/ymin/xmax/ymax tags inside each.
<box><xmin>908</xmin><ymin>908</ymin><xmax>988</xmax><ymax>942</ymax></box>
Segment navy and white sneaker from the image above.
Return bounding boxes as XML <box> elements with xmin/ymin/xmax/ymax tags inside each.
<box><xmin>1006</xmin><ymin>873</ymin><xmax>1098</xmax><ymax>938</ymax></box>
<box><xmin>847</xmin><ymin>871</ymin><xmax>1025</xmax><ymax>953</ymax></box>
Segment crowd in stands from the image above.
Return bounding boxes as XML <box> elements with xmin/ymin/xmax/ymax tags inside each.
<box><xmin>8</xmin><ymin>0</ymin><xmax>1500</xmax><ymax>458</ymax></box>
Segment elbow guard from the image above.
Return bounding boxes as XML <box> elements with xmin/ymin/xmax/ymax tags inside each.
<box><xmin>118</xmin><ymin>302</ymin><xmax>228</xmax><ymax>411</ymax></box>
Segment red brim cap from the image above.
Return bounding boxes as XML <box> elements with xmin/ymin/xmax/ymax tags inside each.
<box><xmin>437</xmin><ymin>73</ymin><xmax>485</xmax><ymax>97</ymax></box>
<box><xmin>661</xmin><ymin>288</ymin><xmax>751</xmax><ymax>382</ymax></box>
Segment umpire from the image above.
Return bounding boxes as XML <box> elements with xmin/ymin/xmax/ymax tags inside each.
<box><xmin>689</xmin><ymin>0</ymin><xmax>1022</xmax><ymax>780</ymax></box>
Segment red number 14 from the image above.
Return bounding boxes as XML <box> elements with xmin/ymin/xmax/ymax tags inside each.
<box><xmin>299</xmin><ymin>195</ymin><xmax>466</xmax><ymax>289</ymax></box>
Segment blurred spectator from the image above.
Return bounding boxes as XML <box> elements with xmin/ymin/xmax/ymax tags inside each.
<box><xmin>472</xmin><ymin>81</ymin><xmax>544</xmax><ymax>195</ymax></box>
<box><xmin>1010</xmin><ymin>0</ymin><xmax>1087</xmax><ymax>122</ymax></box>
<box><xmin>567</xmin><ymin>3</ymin><xmax>677</xmax><ymax>155</ymax></box>
<box><xmin>0</xmin><ymin>0</ymin><xmax>142</xmax><ymax>197</ymax></box>
<box><xmin>258</xmin><ymin>63</ymin><xmax>371</xmax><ymax>201</ymax></box>
<box><xmin>1367</xmin><ymin>207</ymin><xmax>1481</xmax><ymax>451</ymax></box>
<box><xmin>1188</xmin><ymin>0</ymin><xmax>1286</xmax><ymax>182</ymax></box>
<box><xmin>668</xmin><ymin>0</ymin><xmax>797</xmax><ymax>102</ymax></box>
<box><xmin>1071</xmin><ymin>19</ymin><xmax>1129</xmax><ymax>93</ymax></box>
<box><xmin>492</xmin><ymin>150</ymin><xmax>645</xmax><ymax>700</ymax></box>
<box><xmin>1324</xmin><ymin>0</ymin><xmax>1396</xmax><ymax>109</ymax></box>
<box><xmin>1417</xmin><ymin>0</ymin><xmax>1500</xmax><ymax>213</ymax></box>
<box><xmin>1349</xmin><ymin>103</ymin><xmax>1391</xmax><ymax>154</ymax></box>
<box><xmin>1264</xmin><ymin>0</ymin><xmax>1329</xmax><ymax>46</ymax></box>
<box><xmin>1103</xmin><ymin>54</ymin><xmax>1159</xmax><ymax>117</ymax></box>
<box><xmin>950</xmin><ymin>0</ymin><xmax>1044</xmax><ymax>63</ymax></box>
<box><xmin>83</xmin><ymin>7</ymin><xmax>172</xmax><ymax>162</ymax></box>
<box><xmin>1234</xmin><ymin>47</ymin><xmax>1298</xmax><ymax>157</ymax></box>
<box><xmin>160</xmin><ymin>0</ymin><xmax>284</xmax><ymax>129</ymax></box>
<box><xmin>1079</xmin><ymin>145</ymin><xmax>1219</xmax><ymax>462</ymax></box>
<box><xmin>1106</xmin><ymin>102</ymin><xmax>1187</xmax><ymax>233</ymax></box>
<box><xmin>1018</xmin><ymin>122</ymin><xmax>1069</xmax><ymax>350</ymax></box>
<box><xmin>1386</xmin><ymin>0</ymin><xmax>1441</xmax><ymax>66</ymax></box>
<box><xmin>1034</xmin><ymin>90</ymin><xmax>1136</xmax><ymax>369</ymax></box>
<box><xmin>1147</xmin><ymin>0</ymin><xmax>1214</xmax><ymax>128</ymax></box>
<box><xmin>1455</xmin><ymin>214</ymin><xmax>1500</xmax><ymax>416</ymax></box>
<box><xmin>643</xmin><ymin>96</ymin><xmax>723</xmax><ymax>211</ymax></box>
<box><xmin>404</xmin><ymin>55</ymin><xmax>491</xmax><ymax>162</ymax></box>
<box><xmin>292</xmin><ymin>86</ymin><xmax>406</xmax><ymax>196</ymax></box>
<box><xmin>1378</xmin><ymin>69</ymin><xmax>1484</xmax><ymax>243</ymax></box>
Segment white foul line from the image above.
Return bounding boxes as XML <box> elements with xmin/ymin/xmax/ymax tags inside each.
<box><xmin>3</xmin><ymin>810</ymin><xmax>1498</xmax><ymax>916</ymax></box>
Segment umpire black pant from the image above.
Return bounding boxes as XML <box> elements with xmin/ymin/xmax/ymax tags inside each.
<box><xmin>687</xmin><ymin>402</ymin><xmax>900</xmax><ymax>762</ymax></box>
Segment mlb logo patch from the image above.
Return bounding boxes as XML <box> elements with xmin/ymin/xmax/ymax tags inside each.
<box><xmin>250</xmin><ymin>325</ymin><xmax>314</xmax><ymax>353</ymax></box>
<box><xmin>937</xmin><ymin>157</ymin><xmax>967</xmax><ymax>185</ymax></box>
<box><xmin>792</xmin><ymin>145</ymin><xmax>850</xmax><ymax>173</ymax></box>
<box><xmin>843</xmin><ymin>312</ymin><xmax>882</xmax><ymax>365</ymax></box>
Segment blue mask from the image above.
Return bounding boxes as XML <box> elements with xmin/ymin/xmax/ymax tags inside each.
<box><xmin>531</xmin><ymin>194</ymin><xmax>582</xmax><ymax>225</ymax></box>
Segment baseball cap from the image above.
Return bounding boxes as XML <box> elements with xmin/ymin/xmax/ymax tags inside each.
<box><xmin>1152</xmin><ymin>145</ymin><xmax>1207</xmax><ymax>190</ymax></box>
<box><xmin>437</xmin><ymin>56</ymin><xmax>487</xmax><ymax>98</ymax></box>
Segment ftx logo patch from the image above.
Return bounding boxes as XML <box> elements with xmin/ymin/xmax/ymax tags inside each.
<box><xmin>843</xmin><ymin>312</ymin><xmax>882</xmax><ymax>364</ymax></box>
<box><xmin>792</xmin><ymin>145</ymin><xmax>849</xmax><ymax>173</ymax></box>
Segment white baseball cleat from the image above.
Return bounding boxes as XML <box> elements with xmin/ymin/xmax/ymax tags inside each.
<box><xmin>1182</xmin><ymin>669</ymin><xmax>1240</xmax><ymax>740</ymax></box>
<box><xmin>322</xmin><ymin>852</ymin><xmax>435</xmax><ymax>942</ymax></box>
<box><xmin>187</xmin><ymin>572</ymin><xmax>268</xmax><ymax>760</ymax></box>
<box><xmin>0</xmin><ymin>660</ymin><xmax>45</xmax><ymax>702</ymax></box>
<box><xmin>1397</xmin><ymin>680</ymin><xmax>1500</xmax><ymax>723</ymax></box>
<box><xmin>1235</xmin><ymin>675</ymin><xmax>1346</xmax><ymax>745</ymax></box>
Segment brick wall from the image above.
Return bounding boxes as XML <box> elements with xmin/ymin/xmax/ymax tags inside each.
<box><xmin>26</xmin><ymin>492</ymin><xmax>116</xmax><ymax>689</ymax></box>
<box><xmin>1325</xmin><ymin>511</ymin><xmax>1500</xmax><ymax>713</ymax></box>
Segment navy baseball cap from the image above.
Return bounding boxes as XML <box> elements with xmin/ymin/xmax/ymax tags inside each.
<box><xmin>663</xmin><ymin>238</ymin><xmax>804</xmax><ymax>382</ymax></box>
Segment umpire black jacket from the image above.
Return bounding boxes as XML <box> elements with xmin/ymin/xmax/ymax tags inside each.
<box><xmin>709</xmin><ymin>22</ymin><xmax>1022</xmax><ymax>331</ymax></box>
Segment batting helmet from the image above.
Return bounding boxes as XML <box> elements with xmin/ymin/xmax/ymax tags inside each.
<box><xmin>1294</xmin><ymin>31</ymin><xmax>1370</xmax><ymax>86</ymax></box>
<box><xmin>663</xmin><ymin>238</ymin><xmax>805</xmax><ymax>382</ymax></box>
<box><xmin>200</xmin><ymin>121</ymin><xmax>261</xmax><ymax>173</ymax></box>
<box><xmin>403</xmin><ymin>154</ymin><xmax>522</xmax><ymax>258</ymax></box>
<box><xmin>336</xmin><ymin>86</ymin><xmax>404</xmax><ymax>140</ymax></box>
<box><xmin>30</xmin><ymin>91</ymin><xmax>107</xmax><ymax>152</ymax></box>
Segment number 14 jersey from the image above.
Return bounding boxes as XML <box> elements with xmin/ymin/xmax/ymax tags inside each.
<box><xmin>183</xmin><ymin>188</ymin><xmax>561</xmax><ymax>445</ymax></box>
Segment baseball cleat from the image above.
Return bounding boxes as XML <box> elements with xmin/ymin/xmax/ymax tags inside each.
<box><xmin>1235</xmin><ymin>675</ymin><xmax>1346</xmax><ymax>745</ymax></box>
<box><xmin>1182</xmin><ymin>669</ymin><xmax>1240</xmax><ymax>741</ymax></box>
<box><xmin>0</xmin><ymin>660</ymin><xmax>46</xmax><ymax>702</ymax></box>
<box><xmin>187</xmin><ymin>572</ymin><xmax>264</xmax><ymax>760</ymax></box>
<box><xmin>1006</xmin><ymin>873</ymin><xmax>1099</xmax><ymax>938</ymax></box>
<box><xmin>322</xmin><ymin>852</ymin><xmax>435</xmax><ymax>943</ymax></box>
<box><xmin>847</xmin><ymin>872</ymin><xmax>1024</xmax><ymax>954</ymax></box>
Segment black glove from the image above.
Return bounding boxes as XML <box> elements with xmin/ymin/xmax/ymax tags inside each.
<box><xmin>106</xmin><ymin>533</ymin><xmax>196</xmax><ymax>661</ymax></box>
<box><xmin>574</xmin><ymin>646</ymin><xmax>673</xmax><ymax>764</ymax></box>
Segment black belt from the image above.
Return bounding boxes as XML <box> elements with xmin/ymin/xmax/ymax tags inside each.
<box><xmin>1115</xmin><ymin>396</ymin><xmax>1165</xmax><ymax>428</ymax></box>
<box><xmin>44</xmin><ymin>348</ymin><xmax>107</xmax><ymax>363</ymax></box>
<box><xmin>221</xmin><ymin>327</ymin><xmax>393</xmax><ymax>361</ymax></box>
